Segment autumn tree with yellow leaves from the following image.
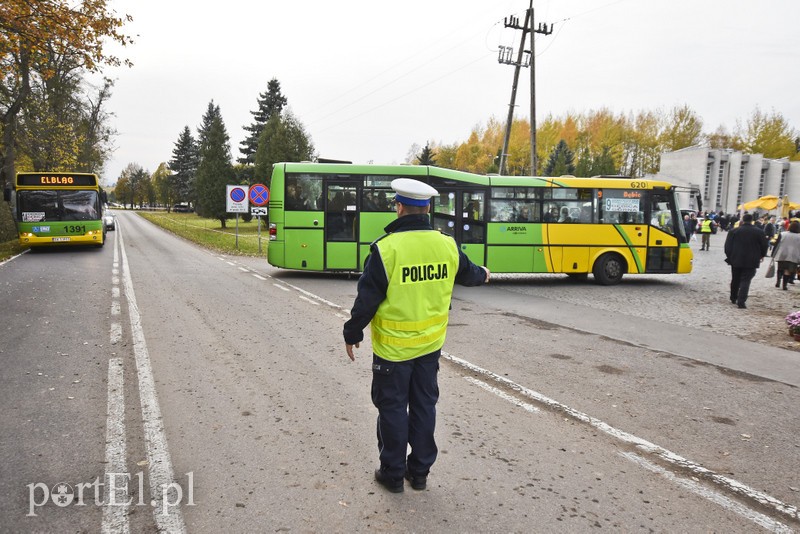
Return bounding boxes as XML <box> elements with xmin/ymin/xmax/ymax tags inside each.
<box><xmin>421</xmin><ymin>104</ymin><xmax>796</xmax><ymax>177</ymax></box>
<box><xmin>0</xmin><ymin>0</ymin><xmax>133</xmax><ymax>187</ymax></box>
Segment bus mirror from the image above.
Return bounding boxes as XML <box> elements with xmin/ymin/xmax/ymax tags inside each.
<box><xmin>2</xmin><ymin>184</ymin><xmax>10</xmax><ymax>202</ymax></box>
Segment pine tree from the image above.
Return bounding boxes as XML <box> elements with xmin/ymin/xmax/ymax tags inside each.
<box><xmin>543</xmin><ymin>140</ymin><xmax>575</xmax><ymax>176</ymax></box>
<box><xmin>239</xmin><ymin>78</ymin><xmax>288</xmax><ymax>165</ymax></box>
<box><xmin>195</xmin><ymin>103</ymin><xmax>234</xmax><ymax>227</ymax></box>
<box><xmin>416</xmin><ymin>143</ymin><xmax>437</xmax><ymax>165</ymax></box>
<box><xmin>169</xmin><ymin>126</ymin><xmax>199</xmax><ymax>205</ymax></box>
<box><xmin>591</xmin><ymin>146</ymin><xmax>617</xmax><ymax>176</ymax></box>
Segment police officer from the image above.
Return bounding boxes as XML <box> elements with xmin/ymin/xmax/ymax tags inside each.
<box><xmin>699</xmin><ymin>214</ymin><xmax>716</xmax><ymax>251</ymax></box>
<box><xmin>343</xmin><ymin>178</ymin><xmax>489</xmax><ymax>493</ymax></box>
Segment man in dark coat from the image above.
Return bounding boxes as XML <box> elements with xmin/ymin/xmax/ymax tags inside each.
<box><xmin>724</xmin><ymin>213</ymin><xmax>769</xmax><ymax>309</ymax></box>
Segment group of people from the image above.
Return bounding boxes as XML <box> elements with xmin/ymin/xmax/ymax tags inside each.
<box><xmin>723</xmin><ymin>210</ymin><xmax>800</xmax><ymax>308</ymax></box>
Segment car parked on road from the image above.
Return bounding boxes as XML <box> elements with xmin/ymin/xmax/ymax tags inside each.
<box><xmin>103</xmin><ymin>212</ymin><xmax>115</xmax><ymax>231</ymax></box>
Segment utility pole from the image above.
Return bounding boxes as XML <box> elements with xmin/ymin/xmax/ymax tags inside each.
<box><xmin>498</xmin><ymin>0</ymin><xmax>552</xmax><ymax>176</ymax></box>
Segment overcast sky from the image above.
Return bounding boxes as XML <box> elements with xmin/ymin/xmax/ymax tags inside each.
<box><xmin>97</xmin><ymin>0</ymin><xmax>800</xmax><ymax>185</ymax></box>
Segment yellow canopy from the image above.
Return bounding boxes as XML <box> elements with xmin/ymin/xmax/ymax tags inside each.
<box><xmin>738</xmin><ymin>195</ymin><xmax>779</xmax><ymax>211</ymax></box>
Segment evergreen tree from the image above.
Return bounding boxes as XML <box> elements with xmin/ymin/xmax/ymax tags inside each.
<box><xmin>591</xmin><ymin>146</ymin><xmax>617</xmax><ymax>176</ymax></box>
<box><xmin>574</xmin><ymin>145</ymin><xmax>592</xmax><ymax>177</ymax></box>
<box><xmin>195</xmin><ymin>103</ymin><xmax>234</xmax><ymax>227</ymax></box>
<box><xmin>543</xmin><ymin>140</ymin><xmax>575</xmax><ymax>176</ymax></box>
<box><xmin>169</xmin><ymin>126</ymin><xmax>199</xmax><ymax>204</ymax></box>
<box><xmin>416</xmin><ymin>143</ymin><xmax>437</xmax><ymax>165</ymax></box>
<box><xmin>239</xmin><ymin>78</ymin><xmax>288</xmax><ymax>165</ymax></box>
<box><xmin>253</xmin><ymin>111</ymin><xmax>314</xmax><ymax>185</ymax></box>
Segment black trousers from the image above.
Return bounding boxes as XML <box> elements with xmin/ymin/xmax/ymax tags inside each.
<box><xmin>730</xmin><ymin>266</ymin><xmax>757</xmax><ymax>306</ymax></box>
<box><xmin>371</xmin><ymin>350</ymin><xmax>440</xmax><ymax>479</ymax></box>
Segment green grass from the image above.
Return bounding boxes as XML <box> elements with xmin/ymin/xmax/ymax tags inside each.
<box><xmin>137</xmin><ymin>211</ymin><xmax>270</xmax><ymax>257</ymax></box>
<box><xmin>0</xmin><ymin>239</ymin><xmax>27</xmax><ymax>263</ymax></box>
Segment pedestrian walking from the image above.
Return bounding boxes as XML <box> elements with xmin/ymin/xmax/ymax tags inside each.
<box><xmin>343</xmin><ymin>178</ymin><xmax>490</xmax><ymax>493</ymax></box>
<box><xmin>724</xmin><ymin>213</ymin><xmax>769</xmax><ymax>308</ymax></box>
<box><xmin>772</xmin><ymin>220</ymin><xmax>800</xmax><ymax>290</ymax></box>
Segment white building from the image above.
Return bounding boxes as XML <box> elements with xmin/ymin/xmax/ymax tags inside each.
<box><xmin>652</xmin><ymin>146</ymin><xmax>800</xmax><ymax>214</ymax></box>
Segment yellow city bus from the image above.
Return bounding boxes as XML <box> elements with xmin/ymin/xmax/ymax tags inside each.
<box><xmin>267</xmin><ymin>163</ymin><xmax>693</xmax><ymax>284</ymax></box>
<box><xmin>3</xmin><ymin>172</ymin><xmax>107</xmax><ymax>247</ymax></box>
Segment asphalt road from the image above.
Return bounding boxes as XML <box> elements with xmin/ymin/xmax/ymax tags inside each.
<box><xmin>1</xmin><ymin>211</ymin><xmax>798</xmax><ymax>533</ymax></box>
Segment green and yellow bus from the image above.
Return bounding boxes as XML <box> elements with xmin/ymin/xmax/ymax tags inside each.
<box><xmin>267</xmin><ymin>163</ymin><xmax>692</xmax><ymax>284</ymax></box>
<box><xmin>3</xmin><ymin>172</ymin><xmax>107</xmax><ymax>247</ymax></box>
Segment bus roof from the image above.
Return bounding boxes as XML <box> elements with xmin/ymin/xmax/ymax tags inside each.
<box><xmin>276</xmin><ymin>163</ymin><xmax>675</xmax><ymax>191</ymax></box>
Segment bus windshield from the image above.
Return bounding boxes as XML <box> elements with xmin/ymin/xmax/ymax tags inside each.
<box><xmin>18</xmin><ymin>190</ymin><xmax>100</xmax><ymax>222</ymax></box>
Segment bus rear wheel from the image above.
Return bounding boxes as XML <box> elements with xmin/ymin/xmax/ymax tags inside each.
<box><xmin>593</xmin><ymin>253</ymin><xmax>625</xmax><ymax>285</ymax></box>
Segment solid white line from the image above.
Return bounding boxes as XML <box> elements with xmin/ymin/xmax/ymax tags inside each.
<box><xmin>298</xmin><ymin>295</ymin><xmax>320</xmax><ymax>306</ymax></box>
<box><xmin>619</xmin><ymin>451</ymin><xmax>793</xmax><ymax>534</ymax></box>
<box><xmin>0</xmin><ymin>249</ymin><xmax>29</xmax><ymax>267</ymax></box>
<box><xmin>463</xmin><ymin>376</ymin><xmax>539</xmax><ymax>414</ymax></box>
<box><xmin>102</xmin><ymin>358</ymin><xmax>130</xmax><ymax>534</ymax></box>
<box><xmin>252</xmin><ymin>274</ymin><xmax>267</xmax><ymax>281</ymax></box>
<box><xmin>118</xmin><ymin>226</ymin><xmax>187</xmax><ymax>533</ymax></box>
<box><xmin>279</xmin><ymin>280</ymin><xmax>342</xmax><ymax>309</ymax></box>
<box><xmin>442</xmin><ymin>351</ymin><xmax>800</xmax><ymax>523</ymax></box>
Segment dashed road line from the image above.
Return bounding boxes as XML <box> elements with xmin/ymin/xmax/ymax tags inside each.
<box><xmin>102</xmin><ymin>357</ymin><xmax>129</xmax><ymax>534</ymax></box>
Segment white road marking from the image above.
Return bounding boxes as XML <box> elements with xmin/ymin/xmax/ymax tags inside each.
<box><xmin>279</xmin><ymin>280</ymin><xmax>343</xmax><ymax>309</ymax></box>
<box><xmin>298</xmin><ymin>295</ymin><xmax>320</xmax><ymax>306</ymax></box>
<box><xmin>619</xmin><ymin>451</ymin><xmax>793</xmax><ymax>534</ymax></box>
<box><xmin>0</xmin><ymin>249</ymin><xmax>29</xmax><ymax>266</ymax></box>
<box><xmin>442</xmin><ymin>351</ymin><xmax>800</xmax><ymax>525</ymax></box>
<box><xmin>252</xmin><ymin>274</ymin><xmax>267</xmax><ymax>281</ymax></box>
<box><xmin>117</xmin><ymin>226</ymin><xmax>187</xmax><ymax>533</ymax></box>
<box><xmin>110</xmin><ymin>323</ymin><xmax>121</xmax><ymax>345</ymax></box>
<box><xmin>111</xmin><ymin>301</ymin><xmax>120</xmax><ymax>316</ymax></box>
<box><xmin>102</xmin><ymin>358</ymin><xmax>130</xmax><ymax>534</ymax></box>
<box><xmin>112</xmin><ymin>287</ymin><xmax>120</xmax><ymax>299</ymax></box>
<box><xmin>273</xmin><ymin>284</ymin><xmax>290</xmax><ymax>292</ymax></box>
<box><xmin>226</xmin><ymin>261</ymin><xmax>236</xmax><ymax>266</ymax></box>
<box><xmin>464</xmin><ymin>376</ymin><xmax>539</xmax><ymax>413</ymax></box>
<box><xmin>238</xmin><ymin>267</ymin><xmax>249</xmax><ymax>272</ymax></box>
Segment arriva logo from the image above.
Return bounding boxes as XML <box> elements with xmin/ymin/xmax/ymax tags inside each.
<box><xmin>501</xmin><ymin>226</ymin><xmax>528</xmax><ymax>234</ymax></box>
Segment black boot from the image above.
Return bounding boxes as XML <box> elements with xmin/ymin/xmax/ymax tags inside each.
<box><xmin>777</xmin><ymin>273</ymin><xmax>782</xmax><ymax>288</ymax></box>
<box><xmin>783</xmin><ymin>274</ymin><xmax>790</xmax><ymax>290</ymax></box>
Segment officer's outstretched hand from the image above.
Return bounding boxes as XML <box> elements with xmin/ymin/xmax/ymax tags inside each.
<box><xmin>346</xmin><ymin>342</ymin><xmax>359</xmax><ymax>361</ymax></box>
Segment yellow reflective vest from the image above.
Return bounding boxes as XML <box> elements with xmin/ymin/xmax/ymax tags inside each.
<box><xmin>370</xmin><ymin>230</ymin><xmax>460</xmax><ymax>361</ymax></box>
<box><xmin>700</xmin><ymin>219</ymin><xmax>714</xmax><ymax>233</ymax></box>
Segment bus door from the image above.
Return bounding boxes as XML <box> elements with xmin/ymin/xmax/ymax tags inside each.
<box><xmin>324</xmin><ymin>182</ymin><xmax>359</xmax><ymax>270</ymax></box>
<box><xmin>646</xmin><ymin>189</ymin><xmax>682</xmax><ymax>273</ymax></box>
<box><xmin>431</xmin><ymin>188</ymin><xmax>486</xmax><ymax>266</ymax></box>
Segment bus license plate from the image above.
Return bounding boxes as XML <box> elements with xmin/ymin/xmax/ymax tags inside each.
<box><xmin>52</xmin><ymin>237</ymin><xmax>70</xmax><ymax>242</ymax></box>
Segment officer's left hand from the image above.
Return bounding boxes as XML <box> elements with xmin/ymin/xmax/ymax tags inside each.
<box><xmin>346</xmin><ymin>343</ymin><xmax>359</xmax><ymax>361</ymax></box>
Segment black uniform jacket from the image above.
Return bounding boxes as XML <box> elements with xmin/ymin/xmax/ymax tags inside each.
<box><xmin>343</xmin><ymin>214</ymin><xmax>487</xmax><ymax>346</ymax></box>
<box><xmin>724</xmin><ymin>223</ymin><xmax>768</xmax><ymax>269</ymax></box>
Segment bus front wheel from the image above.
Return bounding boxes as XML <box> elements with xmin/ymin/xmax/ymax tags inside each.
<box><xmin>592</xmin><ymin>253</ymin><xmax>625</xmax><ymax>285</ymax></box>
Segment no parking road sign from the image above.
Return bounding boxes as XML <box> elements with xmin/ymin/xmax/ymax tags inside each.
<box><xmin>226</xmin><ymin>185</ymin><xmax>249</xmax><ymax>213</ymax></box>
<box><xmin>249</xmin><ymin>183</ymin><xmax>270</xmax><ymax>206</ymax></box>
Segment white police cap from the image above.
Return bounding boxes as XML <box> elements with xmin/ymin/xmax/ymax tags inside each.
<box><xmin>391</xmin><ymin>178</ymin><xmax>438</xmax><ymax>207</ymax></box>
